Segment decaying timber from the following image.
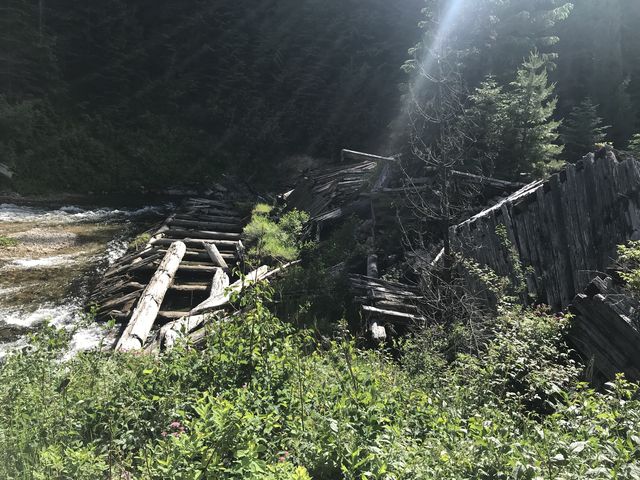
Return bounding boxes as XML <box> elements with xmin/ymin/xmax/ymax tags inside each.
<box><xmin>350</xmin><ymin>274</ymin><xmax>425</xmax><ymax>339</ymax></box>
<box><xmin>91</xmin><ymin>197</ymin><xmax>253</xmax><ymax>350</ymax></box>
<box><xmin>451</xmin><ymin>151</ymin><xmax>640</xmax><ymax>310</ymax></box>
<box><xmin>570</xmin><ymin>276</ymin><xmax>640</xmax><ymax>382</ymax></box>
<box><xmin>116</xmin><ymin>241</ymin><xmax>187</xmax><ymax>351</ymax></box>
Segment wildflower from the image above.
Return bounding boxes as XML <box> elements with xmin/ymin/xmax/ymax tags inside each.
<box><xmin>278</xmin><ymin>451</ymin><xmax>290</xmax><ymax>462</ymax></box>
<box><xmin>170</xmin><ymin>421</ymin><xmax>182</xmax><ymax>429</ymax></box>
<box><xmin>161</xmin><ymin>431</ymin><xmax>168</xmax><ymax>438</ymax></box>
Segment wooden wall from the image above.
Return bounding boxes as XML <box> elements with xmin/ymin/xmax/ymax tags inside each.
<box><xmin>451</xmin><ymin>151</ymin><xmax>640</xmax><ymax>310</ymax></box>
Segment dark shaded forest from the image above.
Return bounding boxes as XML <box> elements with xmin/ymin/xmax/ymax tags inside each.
<box><xmin>2</xmin><ymin>0</ymin><xmax>640</xmax><ymax>192</ymax></box>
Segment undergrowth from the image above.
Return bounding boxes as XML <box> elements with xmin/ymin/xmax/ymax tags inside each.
<box><xmin>0</xmin><ymin>281</ymin><xmax>638</xmax><ymax>479</ymax></box>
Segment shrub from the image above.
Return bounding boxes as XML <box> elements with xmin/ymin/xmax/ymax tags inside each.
<box><xmin>617</xmin><ymin>240</ymin><xmax>640</xmax><ymax>292</ymax></box>
<box><xmin>243</xmin><ymin>204</ymin><xmax>310</xmax><ymax>264</ymax></box>
<box><xmin>0</xmin><ymin>285</ymin><xmax>639</xmax><ymax>479</ymax></box>
<box><xmin>130</xmin><ymin>232</ymin><xmax>152</xmax><ymax>250</ymax></box>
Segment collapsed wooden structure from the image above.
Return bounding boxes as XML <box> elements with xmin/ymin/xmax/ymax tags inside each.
<box><xmin>452</xmin><ymin>151</ymin><xmax>640</xmax><ymax>310</ymax></box>
<box><xmin>284</xmin><ymin>149</ymin><xmax>524</xmax><ymax>339</ymax></box>
<box><xmin>92</xmin><ymin>198</ymin><xmax>269</xmax><ymax>350</ymax></box>
<box><xmin>570</xmin><ymin>276</ymin><xmax>640</xmax><ymax>383</ymax></box>
<box><xmin>349</xmin><ymin>274</ymin><xmax>425</xmax><ymax>341</ymax></box>
<box><xmin>92</xmin><ymin>147</ymin><xmax>640</xmax><ymax>381</ymax></box>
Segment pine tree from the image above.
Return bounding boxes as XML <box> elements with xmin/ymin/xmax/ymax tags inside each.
<box><xmin>561</xmin><ymin>98</ymin><xmax>609</xmax><ymax>162</ymax></box>
<box><xmin>501</xmin><ymin>52</ymin><xmax>563</xmax><ymax>178</ymax></box>
<box><xmin>482</xmin><ymin>0</ymin><xmax>574</xmax><ymax>81</ymax></box>
<box><xmin>466</xmin><ymin>52</ymin><xmax>563</xmax><ymax>179</ymax></box>
<box><xmin>466</xmin><ymin>77</ymin><xmax>506</xmax><ymax>175</ymax></box>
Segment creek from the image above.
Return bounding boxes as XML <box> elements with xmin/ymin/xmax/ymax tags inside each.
<box><xmin>0</xmin><ymin>199</ymin><xmax>170</xmax><ymax>359</ymax></box>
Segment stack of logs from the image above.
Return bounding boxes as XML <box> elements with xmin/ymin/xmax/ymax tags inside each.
<box><xmin>570</xmin><ymin>276</ymin><xmax>640</xmax><ymax>382</ymax></box>
<box><xmin>285</xmin><ymin>150</ymin><xmax>390</xmax><ymax>234</ymax></box>
<box><xmin>350</xmin><ymin>274</ymin><xmax>425</xmax><ymax>342</ymax></box>
<box><xmin>92</xmin><ymin>198</ymin><xmax>291</xmax><ymax>351</ymax></box>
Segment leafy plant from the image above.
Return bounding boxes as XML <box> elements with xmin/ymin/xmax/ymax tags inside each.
<box><xmin>130</xmin><ymin>232</ymin><xmax>152</xmax><ymax>250</ymax></box>
<box><xmin>243</xmin><ymin>204</ymin><xmax>310</xmax><ymax>265</ymax></box>
<box><xmin>1</xmin><ymin>285</ymin><xmax>639</xmax><ymax>479</ymax></box>
<box><xmin>629</xmin><ymin>133</ymin><xmax>640</xmax><ymax>159</ymax></box>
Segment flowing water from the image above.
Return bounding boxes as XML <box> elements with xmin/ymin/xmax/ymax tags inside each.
<box><xmin>0</xmin><ymin>200</ymin><xmax>170</xmax><ymax>359</ymax></box>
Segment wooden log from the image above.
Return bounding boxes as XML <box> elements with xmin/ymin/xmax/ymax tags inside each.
<box><xmin>169</xmin><ymin>218</ymin><xmax>242</xmax><ymax>232</ymax></box>
<box><xmin>116</xmin><ymin>241</ymin><xmax>187</xmax><ymax>351</ymax></box>
<box><xmin>361</xmin><ymin>305</ymin><xmax>424</xmax><ymax>324</ymax></box>
<box><xmin>367</xmin><ymin>254</ymin><xmax>379</xmax><ymax>278</ymax></box>
<box><xmin>151</xmin><ymin>237</ymin><xmax>238</xmax><ymax>249</ymax></box>
<box><xmin>203</xmin><ymin>241</ymin><xmax>229</xmax><ymax>269</ymax></box>
<box><xmin>161</xmin><ymin>228</ymin><xmax>241</xmax><ymax>241</ymax></box>
<box><xmin>209</xmin><ymin>267</ymin><xmax>230</xmax><ymax>296</ymax></box>
<box><xmin>97</xmin><ymin>289</ymin><xmax>143</xmax><ymax>314</ymax></box>
<box><xmin>160</xmin><ymin>268</ymin><xmax>230</xmax><ymax>349</ymax></box>
<box><xmin>370</xmin><ymin>321</ymin><xmax>387</xmax><ymax>342</ymax></box>
<box><xmin>170</xmin><ymin>282</ymin><xmax>210</xmax><ymax>292</ymax></box>
<box><xmin>341</xmin><ymin>149</ymin><xmax>395</xmax><ymax>164</ymax></box>
<box><xmin>157</xmin><ymin>311</ymin><xmax>193</xmax><ymax>320</ymax></box>
<box><xmin>175</xmin><ymin>213</ymin><xmax>242</xmax><ymax>223</ymax></box>
<box><xmin>159</xmin><ymin>248</ymin><xmax>236</xmax><ymax>262</ymax></box>
<box><xmin>160</xmin><ymin>314</ymin><xmax>208</xmax><ymax>348</ymax></box>
<box><xmin>190</xmin><ymin>265</ymin><xmax>269</xmax><ymax>315</ymax></box>
<box><xmin>135</xmin><ymin>263</ymin><xmax>223</xmax><ymax>274</ymax></box>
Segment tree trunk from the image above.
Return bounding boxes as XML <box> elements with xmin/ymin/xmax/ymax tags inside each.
<box><xmin>116</xmin><ymin>241</ymin><xmax>186</xmax><ymax>351</ymax></box>
<box><xmin>189</xmin><ymin>265</ymin><xmax>269</xmax><ymax>315</ymax></box>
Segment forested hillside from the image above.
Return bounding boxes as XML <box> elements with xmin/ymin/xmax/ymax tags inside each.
<box><xmin>2</xmin><ymin>0</ymin><xmax>640</xmax><ymax>192</ymax></box>
<box><xmin>1</xmin><ymin>0</ymin><xmax>423</xmax><ymax>192</ymax></box>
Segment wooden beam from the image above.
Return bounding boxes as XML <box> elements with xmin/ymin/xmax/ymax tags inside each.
<box><xmin>362</xmin><ymin>305</ymin><xmax>424</xmax><ymax>324</ymax></box>
<box><xmin>203</xmin><ymin>241</ymin><xmax>229</xmax><ymax>269</ymax></box>
<box><xmin>190</xmin><ymin>266</ymin><xmax>269</xmax><ymax>315</ymax></box>
<box><xmin>116</xmin><ymin>241</ymin><xmax>186</xmax><ymax>351</ymax></box>
<box><xmin>341</xmin><ymin>149</ymin><xmax>395</xmax><ymax>164</ymax></box>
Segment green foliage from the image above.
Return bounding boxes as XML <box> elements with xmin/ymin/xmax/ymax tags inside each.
<box><xmin>1</xmin><ymin>0</ymin><xmax>425</xmax><ymax>193</ymax></box>
<box><xmin>561</xmin><ymin>98</ymin><xmax>610</xmax><ymax>162</ymax></box>
<box><xmin>617</xmin><ymin>240</ymin><xmax>640</xmax><ymax>293</ymax></box>
<box><xmin>0</xmin><ymin>235</ymin><xmax>18</xmax><ymax>248</ymax></box>
<box><xmin>243</xmin><ymin>205</ymin><xmax>310</xmax><ymax>265</ymax></box>
<box><xmin>130</xmin><ymin>232</ymin><xmax>152</xmax><ymax>250</ymax></box>
<box><xmin>467</xmin><ymin>52</ymin><xmax>563</xmax><ymax>179</ymax></box>
<box><xmin>629</xmin><ymin>134</ymin><xmax>640</xmax><ymax>159</ymax></box>
<box><xmin>1</xmin><ymin>284</ymin><xmax>639</xmax><ymax>479</ymax></box>
<box><xmin>272</xmin><ymin>220</ymin><xmax>367</xmax><ymax>330</ymax></box>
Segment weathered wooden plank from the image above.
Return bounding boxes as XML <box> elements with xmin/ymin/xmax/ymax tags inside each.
<box><xmin>168</xmin><ymin>218</ymin><xmax>242</xmax><ymax>232</ymax></box>
<box><xmin>203</xmin><ymin>242</ymin><xmax>229</xmax><ymax>269</ymax></box>
<box><xmin>116</xmin><ymin>241</ymin><xmax>187</xmax><ymax>351</ymax></box>
<box><xmin>160</xmin><ymin>228</ymin><xmax>241</xmax><ymax>241</ymax></box>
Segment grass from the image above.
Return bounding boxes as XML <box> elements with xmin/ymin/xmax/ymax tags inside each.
<box><xmin>130</xmin><ymin>232</ymin><xmax>152</xmax><ymax>250</ymax></box>
<box><xmin>0</xmin><ymin>235</ymin><xmax>18</xmax><ymax>248</ymax></box>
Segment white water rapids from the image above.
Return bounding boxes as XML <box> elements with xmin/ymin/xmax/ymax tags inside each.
<box><xmin>0</xmin><ymin>201</ymin><xmax>168</xmax><ymax>359</ymax></box>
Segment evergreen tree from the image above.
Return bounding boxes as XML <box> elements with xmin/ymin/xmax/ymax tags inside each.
<box><xmin>466</xmin><ymin>77</ymin><xmax>506</xmax><ymax>175</ymax></box>
<box><xmin>553</xmin><ymin>0</ymin><xmax>638</xmax><ymax>146</ymax></box>
<box><xmin>467</xmin><ymin>53</ymin><xmax>563</xmax><ymax>179</ymax></box>
<box><xmin>501</xmin><ymin>52</ymin><xmax>563</xmax><ymax>178</ymax></box>
<box><xmin>479</xmin><ymin>0</ymin><xmax>574</xmax><ymax>82</ymax></box>
<box><xmin>561</xmin><ymin>98</ymin><xmax>609</xmax><ymax>162</ymax></box>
